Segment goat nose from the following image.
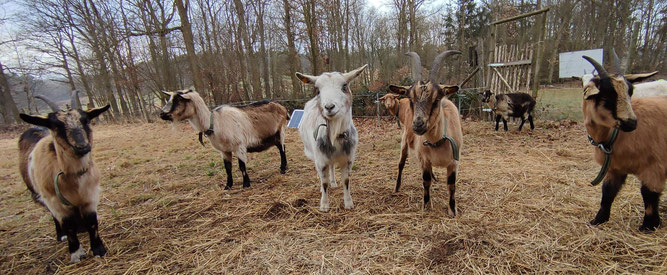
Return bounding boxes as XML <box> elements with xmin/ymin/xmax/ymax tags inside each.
<box><xmin>414</xmin><ymin>120</ymin><xmax>424</xmax><ymax>127</ymax></box>
<box><xmin>325</xmin><ymin>104</ymin><xmax>335</xmax><ymax>111</ymax></box>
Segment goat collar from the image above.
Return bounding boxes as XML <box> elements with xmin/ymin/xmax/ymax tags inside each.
<box><xmin>313</xmin><ymin>123</ymin><xmax>348</xmax><ymax>141</ymax></box>
<box><xmin>587</xmin><ymin>128</ymin><xmax>619</xmax><ymax>186</ymax></box>
<box><xmin>53</xmin><ymin>169</ymin><xmax>87</xmax><ymax>207</ymax></box>
<box><xmin>198</xmin><ymin>109</ymin><xmax>216</xmax><ymax>147</ymax></box>
<box><xmin>422</xmin><ymin>117</ymin><xmax>460</xmax><ymax>161</ymax></box>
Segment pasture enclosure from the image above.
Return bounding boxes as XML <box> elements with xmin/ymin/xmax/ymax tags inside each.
<box><xmin>1</xmin><ymin>100</ymin><xmax>666</xmax><ymax>273</ymax></box>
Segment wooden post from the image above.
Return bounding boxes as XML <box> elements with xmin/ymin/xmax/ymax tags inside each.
<box><xmin>531</xmin><ymin>11</ymin><xmax>547</xmax><ymax>98</ymax></box>
<box><xmin>376</xmin><ymin>92</ymin><xmax>380</xmax><ymax>128</ymax></box>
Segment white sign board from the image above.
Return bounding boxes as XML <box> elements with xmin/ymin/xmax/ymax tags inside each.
<box><xmin>559</xmin><ymin>49</ymin><xmax>603</xmax><ymax>78</ymax></box>
<box><xmin>288</xmin><ymin>109</ymin><xmax>304</xmax><ymax>128</ymax></box>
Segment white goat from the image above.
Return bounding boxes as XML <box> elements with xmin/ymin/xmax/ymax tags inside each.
<box><xmin>575</xmin><ymin>70</ymin><xmax>663</xmax><ymax>98</ymax></box>
<box><xmin>296</xmin><ymin>65</ymin><xmax>368</xmax><ymax>212</ymax></box>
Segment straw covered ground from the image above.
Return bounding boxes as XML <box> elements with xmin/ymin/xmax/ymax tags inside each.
<box><xmin>1</xmin><ymin>115</ymin><xmax>666</xmax><ymax>274</ymax></box>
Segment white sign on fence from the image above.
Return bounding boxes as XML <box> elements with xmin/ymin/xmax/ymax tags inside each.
<box><xmin>559</xmin><ymin>49</ymin><xmax>603</xmax><ymax>78</ymax></box>
<box><xmin>288</xmin><ymin>109</ymin><xmax>304</xmax><ymax>128</ymax></box>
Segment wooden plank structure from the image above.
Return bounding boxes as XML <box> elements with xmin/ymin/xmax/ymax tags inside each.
<box><xmin>485</xmin><ymin>8</ymin><xmax>549</xmax><ymax>97</ymax></box>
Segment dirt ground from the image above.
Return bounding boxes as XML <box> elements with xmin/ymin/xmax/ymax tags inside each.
<box><xmin>1</xmin><ymin>116</ymin><xmax>666</xmax><ymax>274</ymax></box>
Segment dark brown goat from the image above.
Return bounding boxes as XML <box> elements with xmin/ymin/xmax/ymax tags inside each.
<box><xmin>481</xmin><ymin>90</ymin><xmax>536</xmax><ymax>131</ymax></box>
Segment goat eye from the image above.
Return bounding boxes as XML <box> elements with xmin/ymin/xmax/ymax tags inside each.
<box><xmin>342</xmin><ymin>84</ymin><xmax>348</xmax><ymax>92</ymax></box>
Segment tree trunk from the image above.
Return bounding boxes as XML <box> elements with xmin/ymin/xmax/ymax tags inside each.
<box><xmin>0</xmin><ymin>61</ymin><xmax>20</xmax><ymax>123</ymax></box>
<box><xmin>175</xmin><ymin>0</ymin><xmax>205</xmax><ymax>94</ymax></box>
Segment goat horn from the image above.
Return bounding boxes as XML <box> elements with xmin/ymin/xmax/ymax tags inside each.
<box><xmin>429</xmin><ymin>50</ymin><xmax>462</xmax><ymax>83</ymax></box>
<box><xmin>70</xmin><ymin>90</ymin><xmax>81</xmax><ymax>109</ymax></box>
<box><xmin>34</xmin><ymin>95</ymin><xmax>61</xmax><ymax>112</ymax></box>
<box><xmin>611</xmin><ymin>48</ymin><xmax>623</xmax><ymax>75</ymax></box>
<box><xmin>582</xmin><ymin>56</ymin><xmax>609</xmax><ymax>79</ymax></box>
<box><xmin>404</xmin><ymin>52</ymin><xmax>422</xmax><ymax>82</ymax></box>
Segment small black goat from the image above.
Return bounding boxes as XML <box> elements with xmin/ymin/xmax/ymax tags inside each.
<box><xmin>481</xmin><ymin>90</ymin><xmax>536</xmax><ymax>131</ymax></box>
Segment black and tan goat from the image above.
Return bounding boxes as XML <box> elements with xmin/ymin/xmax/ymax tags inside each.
<box><xmin>388</xmin><ymin>51</ymin><xmax>463</xmax><ymax>216</ymax></box>
<box><xmin>580</xmin><ymin>53</ymin><xmax>667</xmax><ymax>231</ymax></box>
<box><xmin>18</xmin><ymin>91</ymin><xmax>110</xmax><ymax>263</ymax></box>
<box><xmin>481</xmin><ymin>90</ymin><xmax>536</xmax><ymax>131</ymax></box>
<box><xmin>159</xmin><ymin>89</ymin><xmax>289</xmax><ymax>189</ymax></box>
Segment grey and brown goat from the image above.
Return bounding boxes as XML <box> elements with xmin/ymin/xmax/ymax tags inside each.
<box><xmin>159</xmin><ymin>89</ymin><xmax>289</xmax><ymax>189</ymax></box>
<box><xmin>581</xmin><ymin>53</ymin><xmax>667</xmax><ymax>231</ymax></box>
<box><xmin>481</xmin><ymin>90</ymin><xmax>536</xmax><ymax>131</ymax></box>
<box><xmin>18</xmin><ymin>91</ymin><xmax>110</xmax><ymax>263</ymax></box>
<box><xmin>388</xmin><ymin>51</ymin><xmax>463</xmax><ymax>216</ymax></box>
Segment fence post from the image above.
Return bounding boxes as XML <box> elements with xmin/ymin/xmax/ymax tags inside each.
<box><xmin>376</xmin><ymin>92</ymin><xmax>380</xmax><ymax>128</ymax></box>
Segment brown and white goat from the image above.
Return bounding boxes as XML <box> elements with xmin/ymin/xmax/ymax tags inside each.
<box><xmin>159</xmin><ymin>89</ymin><xmax>289</xmax><ymax>189</ymax></box>
<box><xmin>581</xmin><ymin>53</ymin><xmax>667</xmax><ymax>231</ymax></box>
<box><xmin>18</xmin><ymin>91</ymin><xmax>110</xmax><ymax>263</ymax></box>
<box><xmin>388</xmin><ymin>51</ymin><xmax>463</xmax><ymax>216</ymax></box>
<box><xmin>481</xmin><ymin>90</ymin><xmax>536</xmax><ymax>131</ymax></box>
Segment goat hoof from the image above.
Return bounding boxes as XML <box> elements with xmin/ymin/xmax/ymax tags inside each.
<box><xmin>280</xmin><ymin>169</ymin><xmax>286</xmax><ymax>174</ymax></box>
<box><xmin>224</xmin><ymin>185</ymin><xmax>232</xmax><ymax>190</ymax></box>
<box><xmin>92</xmin><ymin>245</ymin><xmax>107</xmax><ymax>257</ymax></box>
<box><xmin>69</xmin><ymin>246</ymin><xmax>86</xmax><ymax>263</ymax></box>
<box><xmin>589</xmin><ymin>218</ymin><xmax>608</xmax><ymax>226</ymax></box>
<box><xmin>639</xmin><ymin>218</ymin><xmax>660</xmax><ymax>232</ymax></box>
<box><xmin>242</xmin><ymin>183</ymin><xmax>250</xmax><ymax>188</ymax></box>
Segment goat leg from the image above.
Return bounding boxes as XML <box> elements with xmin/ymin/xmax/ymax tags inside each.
<box><xmin>83</xmin><ymin>211</ymin><xmax>106</xmax><ymax>257</ymax></box>
<box><xmin>590</xmin><ymin>173</ymin><xmax>626</xmax><ymax>226</ymax></box>
<box><xmin>62</xmin><ymin>215</ymin><xmax>86</xmax><ymax>263</ymax></box>
<box><xmin>639</xmin><ymin>185</ymin><xmax>661</xmax><ymax>231</ymax></box>
<box><xmin>447</xmin><ymin>170</ymin><xmax>457</xmax><ymax>218</ymax></box>
<box><xmin>528</xmin><ymin>114</ymin><xmax>535</xmax><ymax>130</ymax></box>
<box><xmin>53</xmin><ymin>216</ymin><xmax>66</xmax><ymax>242</ymax></box>
<box><xmin>395</xmin><ymin>143</ymin><xmax>409</xmax><ymax>193</ymax></box>
<box><xmin>238</xmin><ymin>159</ymin><xmax>251</xmax><ymax>188</ymax></box>
<box><xmin>222</xmin><ymin>153</ymin><xmax>233</xmax><ymax>190</ymax></box>
<box><xmin>422</xmin><ymin>166</ymin><xmax>433</xmax><ymax>210</ymax></box>
<box><xmin>277</xmin><ymin>143</ymin><xmax>287</xmax><ymax>174</ymax></box>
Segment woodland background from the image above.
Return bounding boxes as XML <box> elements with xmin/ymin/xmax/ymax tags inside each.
<box><xmin>0</xmin><ymin>0</ymin><xmax>665</xmax><ymax>124</ymax></box>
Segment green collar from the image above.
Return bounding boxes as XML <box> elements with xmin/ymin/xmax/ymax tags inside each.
<box><xmin>199</xmin><ymin>109</ymin><xmax>216</xmax><ymax>147</ymax></box>
<box><xmin>53</xmin><ymin>171</ymin><xmax>73</xmax><ymax>207</ymax></box>
<box><xmin>588</xmin><ymin>128</ymin><xmax>619</xmax><ymax>186</ymax></box>
<box><xmin>422</xmin><ymin>118</ymin><xmax>460</xmax><ymax>161</ymax></box>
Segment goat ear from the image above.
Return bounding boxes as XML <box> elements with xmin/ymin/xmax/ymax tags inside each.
<box><xmin>625</xmin><ymin>71</ymin><xmax>658</xmax><ymax>83</ymax></box>
<box><xmin>583</xmin><ymin>86</ymin><xmax>600</xmax><ymax>99</ymax></box>
<box><xmin>388</xmin><ymin>85</ymin><xmax>409</xmax><ymax>95</ymax></box>
<box><xmin>295</xmin><ymin>72</ymin><xmax>317</xmax><ymax>84</ymax></box>
<box><xmin>438</xmin><ymin>85</ymin><xmax>459</xmax><ymax>97</ymax></box>
<box><xmin>179</xmin><ymin>90</ymin><xmax>196</xmax><ymax>100</ymax></box>
<box><xmin>85</xmin><ymin>104</ymin><xmax>111</xmax><ymax>120</ymax></box>
<box><xmin>161</xmin><ymin>91</ymin><xmax>172</xmax><ymax>97</ymax></box>
<box><xmin>20</xmin><ymin>113</ymin><xmax>51</xmax><ymax>128</ymax></box>
<box><xmin>343</xmin><ymin>64</ymin><xmax>368</xmax><ymax>82</ymax></box>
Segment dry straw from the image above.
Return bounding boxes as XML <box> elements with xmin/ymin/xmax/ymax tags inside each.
<box><xmin>0</xmin><ymin>118</ymin><xmax>665</xmax><ymax>274</ymax></box>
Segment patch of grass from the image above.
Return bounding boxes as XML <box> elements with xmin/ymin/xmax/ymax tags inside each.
<box><xmin>536</xmin><ymin>88</ymin><xmax>582</xmax><ymax>121</ymax></box>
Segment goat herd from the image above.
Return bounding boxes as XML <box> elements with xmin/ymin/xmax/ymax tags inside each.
<box><xmin>14</xmin><ymin>50</ymin><xmax>667</xmax><ymax>263</ymax></box>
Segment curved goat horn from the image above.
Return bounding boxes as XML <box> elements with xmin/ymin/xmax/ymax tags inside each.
<box><xmin>35</xmin><ymin>95</ymin><xmax>61</xmax><ymax>112</ymax></box>
<box><xmin>428</xmin><ymin>50</ymin><xmax>462</xmax><ymax>83</ymax></box>
<box><xmin>70</xmin><ymin>90</ymin><xmax>81</xmax><ymax>109</ymax></box>
<box><xmin>404</xmin><ymin>52</ymin><xmax>422</xmax><ymax>82</ymax></box>
<box><xmin>611</xmin><ymin>48</ymin><xmax>623</xmax><ymax>75</ymax></box>
<box><xmin>582</xmin><ymin>55</ymin><xmax>609</xmax><ymax>79</ymax></box>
